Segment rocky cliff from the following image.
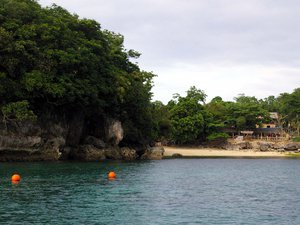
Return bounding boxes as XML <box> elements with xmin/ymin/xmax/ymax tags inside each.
<box><xmin>0</xmin><ymin>116</ymin><xmax>163</xmax><ymax>161</ymax></box>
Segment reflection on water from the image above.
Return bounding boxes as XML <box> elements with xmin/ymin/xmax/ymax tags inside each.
<box><xmin>1</xmin><ymin>159</ymin><xmax>300</xmax><ymax>224</ymax></box>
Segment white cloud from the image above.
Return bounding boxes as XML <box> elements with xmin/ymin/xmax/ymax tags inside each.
<box><xmin>152</xmin><ymin>63</ymin><xmax>300</xmax><ymax>103</ymax></box>
<box><xmin>38</xmin><ymin>0</ymin><xmax>300</xmax><ymax>103</ymax></box>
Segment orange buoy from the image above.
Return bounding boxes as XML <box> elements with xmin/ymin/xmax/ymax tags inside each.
<box><xmin>108</xmin><ymin>171</ymin><xmax>116</xmax><ymax>179</ymax></box>
<box><xmin>11</xmin><ymin>174</ymin><xmax>21</xmax><ymax>182</ymax></box>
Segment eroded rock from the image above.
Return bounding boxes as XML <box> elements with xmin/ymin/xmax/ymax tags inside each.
<box><xmin>84</xmin><ymin>136</ymin><xmax>106</xmax><ymax>149</ymax></box>
<box><xmin>71</xmin><ymin>145</ymin><xmax>106</xmax><ymax>161</ymax></box>
<box><xmin>120</xmin><ymin>147</ymin><xmax>138</xmax><ymax>160</ymax></box>
<box><xmin>0</xmin><ymin>135</ymin><xmax>42</xmax><ymax>149</ymax></box>
<box><xmin>258</xmin><ymin>142</ymin><xmax>273</xmax><ymax>152</ymax></box>
<box><xmin>105</xmin><ymin>119</ymin><xmax>123</xmax><ymax>146</ymax></box>
<box><xmin>104</xmin><ymin>147</ymin><xmax>122</xmax><ymax>160</ymax></box>
<box><xmin>141</xmin><ymin>147</ymin><xmax>165</xmax><ymax>160</ymax></box>
<box><xmin>284</xmin><ymin>143</ymin><xmax>300</xmax><ymax>151</ymax></box>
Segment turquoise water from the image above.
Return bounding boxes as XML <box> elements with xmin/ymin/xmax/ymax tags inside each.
<box><xmin>1</xmin><ymin>159</ymin><xmax>300</xmax><ymax>224</ymax></box>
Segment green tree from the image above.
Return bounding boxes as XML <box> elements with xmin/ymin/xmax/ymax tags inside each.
<box><xmin>2</xmin><ymin>100</ymin><xmax>36</xmax><ymax>122</ymax></box>
<box><xmin>205</xmin><ymin>96</ymin><xmax>230</xmax><ymax>141</ymax></box>
<box><xmin>119</xmin><ymin>70</ymin><xmax>156</xmax><ymax>146</ymax></box>
<box><xmin>259</xmin><ymin>95</ymin><xmax>280</xmax><ymax>112</ymax></box>
<box><xmin>225</xmin><ymin>95</ymin><xmax>269</xmax><ymax>131</ymax></box>
<box><xmin>150</xmin><ymin>101</ymin><xmax>172</xmax><ymax>141</ymax></box>
<box><xmin>278</xmin><ymin>89</ymin><xmax>300</xmax><ymax>136</ymax></box>
<box><xmin>169</xmin><ymin>86</ymin><xmax>206</xmax><ymax>144</ymax></box>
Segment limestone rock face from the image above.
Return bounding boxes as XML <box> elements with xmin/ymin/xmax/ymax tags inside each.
<box><xmin>239</xmin><ymin>142</ymin><xmax>252</xmax><ymax>150</ymax></box>
<box><xmin>104</xmin><ymin>148</ymin><xmax>122</xmax><ymax>160</ymax></box>
<box><xmin>225</xmin><ymin>140</ymin><xmax>300</xmax><ymax>153</ymax></box>
<box><xmin>0</xmin><ymin>119</ymin><xmax>67</xmax><ymax>161</ymax></box>
<box><xmin>284</xmin><ymin>143</ymin><xmax>300</xmax><ymax>151</ymax></box>
<box><xmin>0</xmin><ymin>115</ymin><xmax>162</xmax><ymax>161</ymax></box>
<box><xmin>70</xmin><ymin>146</ymin><xmax>138</xmax><ymax>161</ymax></box>
<box><xmin>105</xmin><ymin>119</ymin><xmax>123</xmax><ymax>146</ymax></box>
<box><xmin>120</xmin><ymin>147</ymin><xmax>138</xmax><ymax>160</ymax></box>
<box><xmin>0</xmin><ymin>149</ymin><xmax>61</xmax><ymax>161</ymax></box>
<box><xmin>84</xmin><ymin>136</ymin><xmax>106</xmax><ymax>149</ymax></box>
<box><xmin>40</xmin><ymin>137</ymin><xmax>66</xmax><ymax>160</ymax></box>
<box><xmin>65</xmin><ymin>112</ymin><xmax>85</xmax><ymax>147</ymax></box>
<box><xmin>258</xmin><ymin>142</ymin><xmax>273</xmax><ymax>152</ymax></box>
<box><xmin>0</xmin><ymin>135</ymin><xmax>64</xmax><ymax>161</ymax></box>
<box><xmin>71</xmin><ymin>145</ymin><xmax>106</xmax><ymax>161</ymax></box>
<box><xmin>141</xmin><ymin>147</ymin><xmax>165</xmax><ymax>160</ymax></box>
<box><xmin>0</xmin><ymin>135</ymin><xmax>42</xmax><ymax>149</ymax></box>
<box><xmin>273</xmin><ymin>143</ymin><xmax>285</xmax><ymax>150</ymax></box>
<box><xmin>225</xmin><ymin>141</ymin><xmax>252</xmax><ymax>150</ymax></box>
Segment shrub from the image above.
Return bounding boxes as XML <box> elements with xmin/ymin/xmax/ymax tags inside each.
<box><xmin>292</xmin><ymin>136</ymin><xmax>300</xmax><ymax>142</ymax></box>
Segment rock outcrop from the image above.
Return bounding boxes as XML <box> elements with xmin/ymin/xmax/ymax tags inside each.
<box><xmin>225</xmin><ymin>141</ymin><xmax>253</xmax><ymax>150</ymax></box>
<box><xmin>0</xmin><ymin>117</ymin><xmax>150</xmax><ymax>161</ymax></box>
<box><xmin>0</xmin><ymin>120</ymin><xmax>66</xmax><ymax>161</ymax></box>
<box><xmin>141</xmin><ymin>147</ymin><xmax>165</xmax><ymax>160</ymax></box>
<box><xmin>84</xmin><ymin>136</ymin><xmax>106</xmax><ymax>149</ymax></box>
<box><xmin>284</xmin><ymin>143</ymin><xmax>300</xmax><ymax>151</ymax></box>
<box><xmin>70</xmin><ymin>145</ymin><xmax>106</xmax><ymax>161</ymax></box>
<box><xmin>224</xmin><ymin>140</ymin><xmax>299</xmax><ymax>152</ymax></box>
<box><xmin>0</xmin><ymin>138</ymin><xmax>63</xmax><ymax>161</ymax></box>
<box><xmin>105</xmin><ymin>119</ymin><xmax>124</xmax><ymax>146</ymax></box>
<box><xmin>120</xmin><ymin>147</ymin><xmax>138</xmax><ymax>160</ymax></box>
<box><xmin>68</xmin><ymin>146</ymin><xmax>138</xmax><ymax>161</ymax></box>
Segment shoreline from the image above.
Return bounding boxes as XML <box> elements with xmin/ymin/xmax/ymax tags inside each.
<box><xmin>163</xmin><ymin>146</ymin><xmax>289</xmax><ymax>158</ymax></box>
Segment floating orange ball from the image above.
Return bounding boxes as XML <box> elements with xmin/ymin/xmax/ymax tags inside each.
<box><xmin>108</xmin><ymin>171</ymin><xmax>116</xmax><ymax>179</ymax></box>
<box><xmin>11</xmin><ymin>174</ymin><xmax>21</xmax><ymax>182</ymax></box>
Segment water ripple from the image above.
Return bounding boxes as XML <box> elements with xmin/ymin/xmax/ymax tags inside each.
<box><xmin>0</xmin><ymin>159</ymin><xmax>300</xmax><ymax>224</ymax></box>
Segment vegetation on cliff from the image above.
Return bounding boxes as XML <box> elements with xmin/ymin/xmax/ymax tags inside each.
<box><xmin>0</xmin><ymin>0</ymin><xmax>155</xmax><ymax>147</ymax></box>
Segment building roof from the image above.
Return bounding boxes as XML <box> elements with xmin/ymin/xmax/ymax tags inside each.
<box><xmin>269</xmin><ymin>112</ymin><xmax>279</xmax><ymax>119</ymax></box>
<box><xmin>255</xmin><ymin>127</ymin><xmax>282</xmax><ymax>134</ymax></box>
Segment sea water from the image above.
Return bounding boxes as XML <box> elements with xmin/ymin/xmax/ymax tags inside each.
<box><xmin>0</xmin><ymin>159</ymin><xmax>300</xmax><ymax>224</ymax></box>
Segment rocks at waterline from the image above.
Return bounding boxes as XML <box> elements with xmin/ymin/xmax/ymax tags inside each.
<box><xmin>140</xmin><ymin>147</ymin><xmax>165</xmax><ymax>160</ymax></box>
<box><xmin>224</xmin><ymin>140</ymin><xmax>299</xmax><ymax>152</ymax></box>
<box><xmin>0</xmin><ymin>118</ymin><xmax>164</xmax><ymax>161</ymax></box>
<box><xmin>171</xmin><ymin>153</ymin><xmax>183</xmax><ymax>158</ymax></box>
<box><xmin>83</xmin><ymin>136</ymin><xmax>106</xmax><ymax>149</ymax></box>
<box><xmin>284</xmin><ymin>143</ymin><xmax>300</xmax><ymax>151</ymax></box>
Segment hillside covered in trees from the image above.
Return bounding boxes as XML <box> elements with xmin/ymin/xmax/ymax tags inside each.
<box><xmin>0</xmin><ymin>0</ymin><xmax>155</xmax><ymax>144</ymax></box>
<box><xmin>0</xmin><ymin>0</ymin><xmax>299</xmax><ymax>161</ymax></box>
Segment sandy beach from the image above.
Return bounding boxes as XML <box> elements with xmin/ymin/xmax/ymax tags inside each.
<box><xmin>163</xmin><ymin>146</ymin><xmax>286</xmax><ymax>158</ymax></box>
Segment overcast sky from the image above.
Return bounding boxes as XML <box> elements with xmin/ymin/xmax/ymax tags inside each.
<box><xmin>39</xmin><ymin>0</ymin><xmax>300</xmax><ymax>103</ymax></box>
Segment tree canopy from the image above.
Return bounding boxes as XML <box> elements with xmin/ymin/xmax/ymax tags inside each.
<box><xmin>0</xmin><ymin>0</ymin><xmax>155</xmax><ymax>146</ymax></box>
<box><xmin>169</xmin><ymin>87</ymin><xmax>206</xmax><ymax>144</ymax></box>
<box><xmin>160</xmin><ymin>87</ymin><xmax>300</xmax><ymax>145</ymax></box>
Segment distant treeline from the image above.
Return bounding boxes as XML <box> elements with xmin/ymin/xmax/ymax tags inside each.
<box><xmin>0</xmin><ymin>0</ymin><xmax>299</xmax><ymax>146</ymax></box>
<box><xmin>152</xmin><ymin>86</ymin><xmax>300</xmax><ymax>144</ymax></box>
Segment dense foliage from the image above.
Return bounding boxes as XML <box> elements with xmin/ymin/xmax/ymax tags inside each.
<box><xmin>1</xmin><ymin>1</ymin><xmax>299</xmax><ymax>147</ymax></box>
<box><xmin>277</xmin><ymin>88</ymin><xmax>300</xmax><ymax>136</ymax></box>
<box><xmin>0</xmin><ymin>0</ymin><xmax>155</xmax><ymax>146</ymax></box>
<box><xmin>167</xmin><ymin>86</ymin><xmax>206</xmax><ymax>144</ymax></box>
<box><xmin>152</xmin><ymin>87</ymin><xmax>300</xmax><ymax>145</ymax></box>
